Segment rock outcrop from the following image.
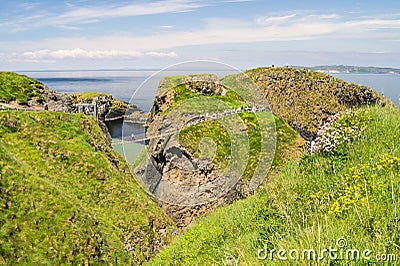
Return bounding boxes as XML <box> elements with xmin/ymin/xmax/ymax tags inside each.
<box><xmin>246</xmin><ymin>67</ymin><xmax>390</xmax><ymax>140</ymax></box>
<box><xmin>0</xmin><ymin>73</ymin><xmax>146</xmax><ymax>144</ymax></box>
<box><xmin>11</xmin><ymin>82</ymin><xmax>77</xmax><ymax>113</ymax></box>
<box><xmin>69</xmin><ymin>93</ymin><xmax>145</xmax><ymax>123</ymax></box>
<box><xmin>183</xmin><ymin>75</ymin><xmax>227</xmax><ymax>96</ymax></box>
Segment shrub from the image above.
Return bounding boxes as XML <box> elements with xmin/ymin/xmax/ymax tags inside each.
<box><xmin>310</xmin><ymin>109</ymin><xmax>371</xmax><ymax>155</ymax></box>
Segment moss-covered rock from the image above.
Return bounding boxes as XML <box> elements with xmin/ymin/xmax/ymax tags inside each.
<box><xmin>0</xmin><ymin>72</ymin><xmax>75</xmax><ymax>112</ymax></box>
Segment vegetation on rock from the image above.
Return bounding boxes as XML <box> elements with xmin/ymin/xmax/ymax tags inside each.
<box><xmin>0</xmin><ymin>72</ymin><xmax>44</xmax><ymax>105</ymax></box>
<box><xmin>245</xmin><ymin>67</ymin><xmax>389</xmax><ymax>140</ymax></box>
<box><xmin>69</xmin><ymin>92</ymin><xmax>113</xmax><ymax>103</ymax></box>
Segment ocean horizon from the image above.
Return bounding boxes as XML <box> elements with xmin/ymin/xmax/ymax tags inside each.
<box><xmin>20</xmin><ymin>69</ymin><xmax>400</xmax><ymax>110</ymax></box>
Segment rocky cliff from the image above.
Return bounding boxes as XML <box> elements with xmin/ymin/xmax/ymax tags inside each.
<box><xmin>139</xmin><ymin>74</ymin><xmax>276</xmax><ymax>228</ymax></box>
<box><xmin>65</xmin><ymin>92</ymin><xmax>145</xmax><ymax>123</ymax></box>
<box><xmin>139</xmin><ymin>68</ymin><xmax>392</xmax><ymax>228</ymax></box>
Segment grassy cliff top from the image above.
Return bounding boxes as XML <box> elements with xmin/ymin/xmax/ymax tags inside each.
<box><xmin>245</xmin><ymin>67</ymin><xmax>390</xmax><ymax>140</ymax></box>
<box><xmin>69</xmin><ymin>92</ymin><xmax>112</xmax><ymax>102</ymax></box>
<box><xmin>0</xmin><ymin>72</ymin><xmax>44</xmax><ymax>105</ymax></box>
<box><xmin>0</xmin><ymin>110</ymin><xmax>176</xmax><ymax>264</ymax></box>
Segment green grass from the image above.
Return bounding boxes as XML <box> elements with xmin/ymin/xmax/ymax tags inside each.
<box><xmin>158</xmin><ymin>74</ymin><xmax>220</xmax><ymax>97</ymax></box>
<box><xmin>69</xmin><ymin>92</ymin><xmax>113</xmax><ymax>104</ymax></box>
<box><xmin>178</xmin><ymin>119</ymin><xmax>232</xmax><ymax>169</ymax></box>
<box><xmin>0</xmin><ymin>111</ymin><xmax>176</xmax><ymax>265</ymax></box>
<box><xmin>154</xmin><ymin>74</ymin><xmax>248</xmax><ymax>117</ymax></box>
<box><xmin>148</xmin><ymin>105</ymin><xmax>400</xmax><ymax>265</ymax></box>
<box><xmin>162</xmin><ymin>84</ymin><xmax>246</xmax><ymax>116</ymax></box>
<box><xmin>159</xmin><ymin>74</ymin><xmax>257</xmax><ymax>172</ymax></box>
<box><xmin>0</xmin><ymin>72</ymin><xmax>43</xmax><ymax>105</ymax></box>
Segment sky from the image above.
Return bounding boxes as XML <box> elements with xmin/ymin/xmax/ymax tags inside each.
<box><xmin>0</xmin><ymin>0</ymin><xmax>400</xmax><ymax>70</ymax></box>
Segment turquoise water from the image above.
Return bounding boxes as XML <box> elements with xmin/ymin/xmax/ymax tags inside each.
<box><xmin>112</xmin><ymin>140</ymin><xmax>145</xmax><ymax>166</ymax></box>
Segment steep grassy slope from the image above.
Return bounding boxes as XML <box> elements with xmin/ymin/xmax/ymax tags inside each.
<box><xmin>0</xmin><ymin>111</ymin><xmax>176</xmax><ymax>265</ymax></box>
<box><xmin>149</xmin><ymin>106</ymin><xmax>400</xmax><ymax>265</ymax></box>
<box><xmin>0</xmin><ymin>72</ymin><xmax>44</xmax><ymax>105</ymax></box>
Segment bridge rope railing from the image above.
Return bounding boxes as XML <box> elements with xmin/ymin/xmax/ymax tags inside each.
<box><xmin>111</xmin><ymin>106</ymin><xmax>269</xmax><ymax>146</ymax></box>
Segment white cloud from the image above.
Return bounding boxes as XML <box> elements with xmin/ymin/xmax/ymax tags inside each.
<box><xmin>1</xmin><ymin>48</ymin><xmax>178</xmax><ymax>62</ymax></box>
<box><xmin>54</xmin><ymin>1</ymin><xmax>205</xmax><ymax>25</ymax></box>
<box><xmin>255</xmin><ymin>12</ymin><xmax>341</xmax><ymax>26</ymax></box>
<box><xmin>6</xmin><ymin>0</ymin><xmax>207</xmax><ymax>30</ymax></box>
<box><xmin>368</xmin><ymin>50</ymin><xmax>391</xmax><ymax>54</ymax></box>
<box><xmin>159</xmin><ymin>25</ymin><xmax>175</xmax><ymax>29</ymax></box>
<box><xmin>18</xmin><ymin>2</ymin><xmax>42</xmax><ymax>11</ymax></box>
<box><xmin>22</xmin><ymin>48</ymin><xmax>143</xmax><ymax>59</ymax></box>
<box><xmin>347</xmin><ymin>19</ymin><xmax>400</xmax><ymax>29</ymax></box>
<box><xmin>317</xmin><ymin>14</ymin><xmax>340</xmax><ymax>20</ymax></box>
<box><xmin>145</xmin><ymin>51</ymin><xmax>178</xmax><ymax>58</ymax></box>
<box><xmin>255</xmin><ymin>14</ymin><xmax>297</xmax><ymax>25</ymax></box>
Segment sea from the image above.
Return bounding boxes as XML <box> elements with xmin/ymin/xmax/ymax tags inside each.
<box><xmin>19</xmin><ymin>70</ymin><xmax>400</xmax><ymax>163</ymax></box>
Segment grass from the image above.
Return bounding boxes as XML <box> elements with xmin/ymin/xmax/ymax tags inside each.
<box><xmin>162</xmin><ymin>84</ymin><xmax>246</xmax><ymax>116</ymax></box>
<box><xmin>0</xmin><ymin>110</ymin><xmax>176</xmax><ymax>265</ymax></box>
<box><xmin>69</xmin><ymin>92</ymin><xmax>113</xmax><ymax>104</ymax></box>
<box><xmin>148</xmin><ymin>105</ymin><xmax>400</xmax><ymax>265</ymax></box>
<box><xmin>3</xmin><ymin>70</ymin><xmax>396</xmax><ymax>265</ymax></box>
<box><xmin>178</xmin><ymin>119</ymin><xmax>232</xmax><ymax>169</ymax></box>
<box><xmin>0</xmin><ymin>72</ymin><xmax>43</xmax><ymax>105</ymax></box>
<box><xmin>158</xmin><ymin>74</ymin><xmax>220</xmax><ymax>98</ymax></box>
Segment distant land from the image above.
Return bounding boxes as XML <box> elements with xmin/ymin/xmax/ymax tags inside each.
<box><xmin>17</xmin><ymin>65</ymin><xmax>400</xmax><ymax>75</ymax></box>
<box><xmin>295</xmin><ymin>65</ymin><xmax>400</xmax><ymax>74</ymax></box>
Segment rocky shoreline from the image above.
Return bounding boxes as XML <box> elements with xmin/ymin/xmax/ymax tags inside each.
<box><xmin>1</xmin><ymin>79</ymin><xmax>147</xmax><ymax>140</ymax></box>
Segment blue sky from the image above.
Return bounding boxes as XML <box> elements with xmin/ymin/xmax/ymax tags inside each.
<box><xmin>0</xmin><ymin>0</ymin><xmax>399</xmax><ymax>70</ymax></box>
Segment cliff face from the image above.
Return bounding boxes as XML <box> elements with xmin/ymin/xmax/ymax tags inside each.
<box><xmin>0</xmin><ymin>72</ymin><xmax>147</xmax><ymax>144</ymax></box>
<box><xmin>140</xmin><ymin>113</ymin><xmax>247</xmax><ymax>228</ymax></box>
<box><xmin>183</xmin><ymin>75</ymin><xmax>227</xmax><ymax>96</ymax></box>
